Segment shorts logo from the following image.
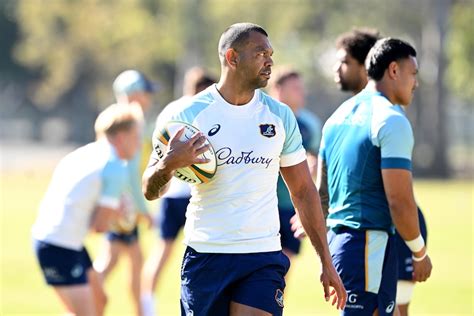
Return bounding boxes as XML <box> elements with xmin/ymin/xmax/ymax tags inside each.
<box><xmin>259</xmin><ymin>124</ymin><xmax>276</xmax><ymax>138</ymax></box>
<box><xmin>71</xmin><ymin>264</ymin><xmax>83</xmax><ymax>278</ymax></box>
<box><xmin>385</xmin><ymin>301</ymin><xmax>395</xmax><ymax>313</ymax></box>
<box><xmin>208</xmin><ymin>124</ymin><xmax>221</xmax><ymax>136</ymax></box>
<box><xmin>43</xmin><ymin>267</ymin><xmax>63</xmax><ymax>281</ymax></box>
<box><xmin>275</xmin><ymin>289</ymin><xmax>284</xmax><ymax>307</ymax></box>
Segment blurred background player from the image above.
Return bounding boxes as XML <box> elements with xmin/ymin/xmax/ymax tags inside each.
<box><xmin>93</xmin><ymin>70</ymin><xmax>155</xmax><ymax>316</ymax></box>
<box><xmin>140</xmin><ymin>66</ymin><xmax>216</xmax><ymax>316</ymax></box>
<box><xmin>268</xmin><ymin>67</ymin><xmax>322</xmax><ymax>262</ymax></box>
<box><xmin>333</xmin><ymin>29</ymin><xmax>429</xmax><ymax>315</ymax></box>
<box><xmin>32</xmin><ymin>103</ymin><xmax>143</xmax><ymax>316</ymax></box>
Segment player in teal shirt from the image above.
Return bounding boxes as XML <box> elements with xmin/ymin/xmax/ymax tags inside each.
<box><xmin>318</xmin><ymin>38</ymin><xmax>432</xmax><ymax>315</ymax></box>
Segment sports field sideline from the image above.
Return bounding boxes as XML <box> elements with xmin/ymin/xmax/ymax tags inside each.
<box><xmin>1</xmin><ymin>143</ymin><xmax>472</xmax><ymax>315</ymax></box>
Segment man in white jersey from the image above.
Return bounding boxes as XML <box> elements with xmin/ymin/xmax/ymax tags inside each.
<box><xmin>142</xmin><ymin>22</ymin><xmax>346</xmax><ymax>316</ymax></box>
<box><xmin>32</xmin><ymin>103</ymin><xmax>143</xmax><ymax>316</ymax></box>
<box><xmin>94</xmin><ymin>69</ymin><xmax>155</xmax><ymax>316</ymax></box>
<box><xmin>141</xmin><ymin>67</ymin><xmax>216</xmax><ymax>316</ymax></box>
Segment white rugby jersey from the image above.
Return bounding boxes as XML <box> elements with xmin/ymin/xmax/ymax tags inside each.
<box><xmin>32</xmin><ymin>140</ymin><xmax>129</xmax><ymax>250</ymax></box>
<box><xmin>152</xmin><ymin>85</ymin><xmax>306</xmax><ymax>253</ymax></box>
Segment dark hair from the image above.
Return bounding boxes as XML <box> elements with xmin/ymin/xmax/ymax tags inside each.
<box><xmin>269</xmin><ymin>66</ymin><xmax>301</xmax><ymax>89</ymax></box>
<box><xmin>218</xmin><ymin>23</ymin><xmax>268</xmax><ymax>60</ymax></box>
<box><xmin>183</xmin><ymin>67</ymin><xmax>217</xmax><ymax>95</ymax></box>
<box><xmin>336</xmin><ymin>28</ymin><xmax>380</xmax><ymax>65</ymax></box>
<box><xmin>366</xmin><ymin>38</ymin><xmax>417</xmax><ymax>81</ymax></box>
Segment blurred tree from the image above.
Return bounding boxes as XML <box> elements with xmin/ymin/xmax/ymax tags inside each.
<box><xmin>446</xmin><ymin>0</ymin><xmax>474</xmax><ymax>101</ymax></box>
<box><xmin>9</xmin><ymin>0</ymin><xmax>470</xmax><ymax>175</ymax></box>
<box><xmin>14</xmin><ymin>0</ymin><xmax>181</xmax><ymax>109</ymax></box>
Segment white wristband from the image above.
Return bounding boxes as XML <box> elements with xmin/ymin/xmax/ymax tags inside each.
<box><xmin>404</xmin><ymin>235</ymin><xmax>425</xmax><ymax>253</ymax></box>
<box><xmin>412</xmin><ymin>252</ymin><xmax>427</xmax><ymax>262</ymax></box>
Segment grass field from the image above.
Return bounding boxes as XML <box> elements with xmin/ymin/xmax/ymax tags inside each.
<box><xmin>1</xmin><ymin>167</ymin><xmax>473</xmax><ymax>315</ymax></box>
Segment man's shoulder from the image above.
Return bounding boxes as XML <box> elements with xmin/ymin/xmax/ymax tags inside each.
<box><xmin>157</xmin><ymin>89</ymin><xmax>216</xmax><ymax>126</ymax></box>
<box><xmin>258</xmin><ymin>90</ymin><xmax>294</xmax><ymax>119</ymax></box>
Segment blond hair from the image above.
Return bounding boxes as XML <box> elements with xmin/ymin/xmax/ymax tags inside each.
<box><xmin>94</xmin><ymin>103</ymin><xmax>143</xmax><ymax>139</ymax></box>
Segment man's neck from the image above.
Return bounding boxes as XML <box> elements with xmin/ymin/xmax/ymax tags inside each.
<box><xmin>365</xmin><ymin>80</ymin><xmax>395</xmax><ymax>104</ymax></box>
<box><xmin>216</xmin><ymin>79</ymin><xmax>256</xmax><ymax>106</ymax></box>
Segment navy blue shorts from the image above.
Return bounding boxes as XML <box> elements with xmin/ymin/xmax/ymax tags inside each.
<box><xmin>278</xmin><ymin>208</ymin><xmax>301</xmax><ymax>255</ymax></box>
<box><xmin>180</xmin><ymin>246</ymin><xmax>290</xmax><ymax>316</ymax></box>
<box><xmin>106</xmin><ymin>226</ymin><xmax>139</xmax><ymax>244</ymax></box>
<box><xmin>395</xmin><ymin>207</ymin><xmax>428</xmax><ymax>281</ymax></box>
<box><xmin>328</xmin><ymin>228</ymin><xmax>398</xmax><ymax>316</ymax></box>
<box><xmin>33</xmin><ymin>239</ymin><xmax>93</xmax><ymax>286</ymax></box>
<box><xmin>157</xmin><ymin>197</ymin><xmax>188</xmax><ymax>240</ymax></box>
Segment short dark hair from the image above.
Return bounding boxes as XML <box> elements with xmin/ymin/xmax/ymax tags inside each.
<box><xmin>218</xmin><ymin>23</ymin><xmax>268</xmax><ymax>60</ymax></box>
<box><xmin>336</xmin><ymin>28</ymin><xmax>380</xmax><ymax>65</ymax></box>
<box><xmin>366</xmin><ymin>38</ymin><xmax>417</xmax><ymax>81</ymax></box>
<box><xmin>269</xmin><ymin>66</ymin><xmax>301</xmax><ymax>89</ymax></box>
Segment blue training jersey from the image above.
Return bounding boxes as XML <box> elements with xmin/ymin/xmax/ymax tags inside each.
<box><xmin>319</xmin><ymin>89</ymin><xmax>414</xmax><ymax>233</ymax></box>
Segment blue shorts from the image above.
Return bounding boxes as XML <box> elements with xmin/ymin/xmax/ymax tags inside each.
<box><xmin>395</xmin><ymin>207</ymin><xmax>428</xmax><ymax>281</ymax></box>
<box><xmin>33</xmin><ymin>239</ymin><xmax>93</xmax><ymax>286</ymax></box>
<box><xmin>328</xmin><ymin>228</ymin><xmax>398</xmax><ymax>316</ymax></box>
<box><xmin>106</xmin><ymin>226</ymin><xmax>139</xmax><ymax>244</ymax></box>
<box><xmin>157</xmin><ymin>197</ymin><xmax>188</xmax><ymax>240</ymax></box>
<box><xmin>180</xmin><ymin>246</ymin><xmax>290</xmax><ymax>316</ymax></box>
<box><xmin>278</xmin><ymin>208</ymin><xmax>301</xmax><ymax>255</ymax></box>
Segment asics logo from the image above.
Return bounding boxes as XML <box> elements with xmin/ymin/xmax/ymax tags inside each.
<box><xmin>208</xmin><ymin>124</ymin><xmax>221</xmax><ymax>136</ymax></box>
<box><xmin>385</xmin><ymin>301</ymin><xmax>395</xmax><ymax>313</ymax></box>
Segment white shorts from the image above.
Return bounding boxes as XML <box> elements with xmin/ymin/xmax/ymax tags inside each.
<box><xmin>396</xmin><ymin>280</ymin><xmax>415</xmax><ymax>305</ymax></box>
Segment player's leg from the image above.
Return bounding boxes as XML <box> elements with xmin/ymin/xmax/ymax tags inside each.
<box><xmin>180</xmin><ymin>247</ymin><xmax>235</xmax><ymax>316</ymax></box>
<box><xmin>231</xmin><ymin>251</ymin><xmax>290</xmax><ymax>316</ymax></box>
<box><xmin>229</xmin><ymin>301</ymin><xmax>272</xmax><ymax>316</ymax></box>
<box><xmin>34</xmin><ymin>240</ymin><xmax>98</xmax><ymax>315</ymax></box>
<box><xmin>93</xmin><ymin>236</ymin><xmax>123</xmax><ymax>281</ymax></box>
<box><xmin>87</xmin><ymin>268</ymin><xmax>108</xmax><ymax>316</ymax></box>
<box><xmin>142</xmin><ymin>197</ymin><xmax>188</xmax><ymax>316</ymax></box>
<box><xmin>328</xmin><ymin>228</ymin><xmax>397</xmax><ymax>316</ymax></box>
<box><xmin>142</xmin><ymin>239</ymin><xmax>175</xmax><ymax>293</ymax></box>
<box><xmin>125</xmin><ymin>238</ymin><xmax>144</xmax><ymax>316</ymax></box>
<box><xmin>53</xmin><ymin>284</ymin><xmax>97</xmax><ymax>316</ymax></box>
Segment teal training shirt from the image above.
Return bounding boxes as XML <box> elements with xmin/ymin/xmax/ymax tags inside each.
<box><xmin>319</xmin><ymin>89</ymin><xmax>414</xmax><ymax>233</ymax></box>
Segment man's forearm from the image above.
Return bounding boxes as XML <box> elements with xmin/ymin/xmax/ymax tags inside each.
<box><xmin>316</xmin><ymin>160</ymin><xmax>329</xmax><ymax>218</ymax></box>
<box><xmin>292</xmin><ymin>187</ymin><xmax>332</xmax><ymax>265</ymax></box>
<box><xmin>142</xmin><ymin>160</ymin><xmax>173</xmax><ymax>200</ymax></box>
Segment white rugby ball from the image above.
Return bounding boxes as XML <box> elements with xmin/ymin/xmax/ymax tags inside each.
<box><xmin>153</xmin><ymin>121</ymin><xmax>217</xmax><ymax>184</ymax></box>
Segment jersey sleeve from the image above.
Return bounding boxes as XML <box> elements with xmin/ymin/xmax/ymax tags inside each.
<box><xmin>98</xmin><ymin>159</ymin><xmax>129</xmax><ymax>209</ymax></box>
<box><xmin>280</xmin><ymin>106</ymin><xmax>306</xmax><ymax>167</ymax></box>
<box><xmin>373</xmin><ymin>112</ymin><xmax>414</xmax><ymax>170</ymax></box>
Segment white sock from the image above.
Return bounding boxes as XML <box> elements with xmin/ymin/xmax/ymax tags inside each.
<box><xmin>141</xmin><ymin>292</ymin><xmax>156</xmax><ymax>316</ymax></box>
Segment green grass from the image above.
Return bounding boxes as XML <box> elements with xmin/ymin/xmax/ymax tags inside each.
<box><xmin>1</xmin><ymin>169</ymin><xmax>473</xmax><ymax>315</ymax></box>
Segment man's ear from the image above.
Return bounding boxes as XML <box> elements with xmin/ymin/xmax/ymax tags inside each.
<box><xmin>387</xmin><ymin>61</ymin><xmax>399</xmax><ymax>80</ymax></box>
<box><xmin>225</xmin><ymin>48</ymin><xmax>239</xmax><ymax>69</ymax></box>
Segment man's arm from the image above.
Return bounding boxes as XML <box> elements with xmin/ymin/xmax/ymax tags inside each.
<box><xmin>90</xmin><ymin>206</ymin><xmax>123</xmax><ymax>233</ymax></box>
<box><xmin>280</xmin><ymin>161</ymin><xmax>346</xmax><ymax>310</ymax></box>
<box><xmin>142</xmin><ymin>128</ymin><xmax>209</xmax><ymax>201</ymax></box>
<box><xmin>316</xmin><ymin>156</ymin><xmax>329</xmax><ymax>219</ymax></box>
<box><xmin>382</xmin><ymin>169</ymin><xmax>432</xmax><ymax>282</ymax></box>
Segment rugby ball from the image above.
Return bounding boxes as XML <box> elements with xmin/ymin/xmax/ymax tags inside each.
<box><xmin>153</xmin><ymin>121</ymin><xmax>217</xmax><ymax>184</ymax></box>
<box><xmin>110</xmin><ymin>193</ymin><xmax>137</xmax><ymax>233</ymax></box>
